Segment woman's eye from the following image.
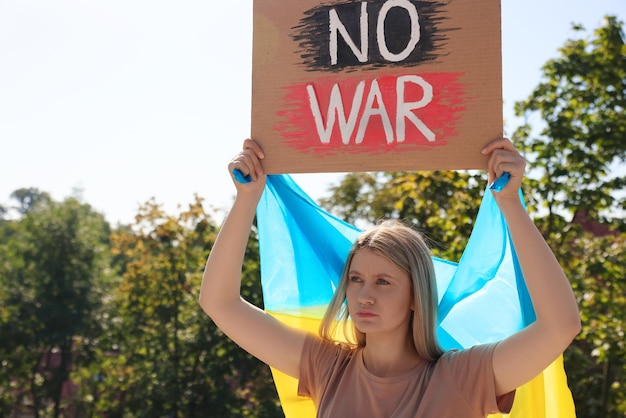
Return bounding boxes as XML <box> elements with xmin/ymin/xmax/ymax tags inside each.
<box><xmin>377</xmin><ymin>278</ymin><xmax>390</xmax><ymax>285</ymax></box>
<box><xmin>349</xmin><ymin>276</ymin><xmax>362</xmax><ymax>283</ymax></box>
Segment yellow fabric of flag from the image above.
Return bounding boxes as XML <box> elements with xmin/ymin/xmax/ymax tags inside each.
<box><xmin>266</xmin><ymin>312</ymin><xmax>576</xmax><ymax>418</ymax></box>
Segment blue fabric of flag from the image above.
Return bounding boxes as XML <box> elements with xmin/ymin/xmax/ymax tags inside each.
<box><xmin>257</xmin><ymin>174</ymin><xmax>534</xmax><ymax>350</ymax></box>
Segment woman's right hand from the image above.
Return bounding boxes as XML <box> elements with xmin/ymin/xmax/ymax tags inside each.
<box><xmin>228</xmin><ymin>138</ymin><xmax>266</xmax><ymax>196</ymax></box>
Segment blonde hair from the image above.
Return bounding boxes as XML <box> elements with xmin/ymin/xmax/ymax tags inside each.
<box><xmin>319</xmin><ymin>219</ymin><xmax>444</xmax><ymax>361</ymax></box>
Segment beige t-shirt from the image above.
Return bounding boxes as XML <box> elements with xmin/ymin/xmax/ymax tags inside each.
<box><xmin>298</xmin><ymin>335</ymin><xmax>515</xmax><ymax>418</ymax></box>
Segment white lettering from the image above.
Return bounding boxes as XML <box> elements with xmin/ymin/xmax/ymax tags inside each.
<box><xmin>307</xmin><ymin>82</ymin><xmax>365</xmax><ymax>144</ymax></box>
<box><xmin>355</xmin><ymin>79</ymin><xmax>394</xmax><ymax>144</ymax></box>
<box><xmin>329</xmin><ymin>2</ymin><xmax>369</xmax><ymax>65</ymax></box>
<box><xmin>396</xmin><ymin>75</ymin><xmax>435</xmax><ymax>142</ymax></box>
<box><xmin>378</xmin><ymin>0</ymin><xmax>421</xmax><ymax>62</ymax></box>
<box><xmin>307</xmin><ymin>76</ymin><xmax>436</xmax><ymax>145</ymax></box>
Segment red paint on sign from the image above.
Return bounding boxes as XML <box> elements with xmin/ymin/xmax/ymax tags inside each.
<box><xmin>276</xmin><ymin>72</ymin><xmax>466</xmax><ymax>156</ymax></box>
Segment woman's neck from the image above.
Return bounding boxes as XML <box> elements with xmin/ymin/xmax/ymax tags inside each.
<box><xmin>361</xmin><ymin>332</ymin><xmax>422</xmax><ymax>377</ymax></box>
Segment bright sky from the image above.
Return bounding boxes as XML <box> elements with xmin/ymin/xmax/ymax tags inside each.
<box><xmin>1</xmin><ymin>0</ymin><xmax>624</xmax><ymax>225</ymax></box>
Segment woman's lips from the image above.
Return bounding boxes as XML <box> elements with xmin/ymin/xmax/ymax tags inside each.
<box><xmin>356</xmin><ymin>310</ymin><xmax>378</xmax><ymax>318</ymax></box>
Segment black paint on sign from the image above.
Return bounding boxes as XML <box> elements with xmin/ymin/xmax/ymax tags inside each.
<box><xmin>291</xmin><ymin>0</ymin><xmax>454</xmax><ymax>72</ymax></box>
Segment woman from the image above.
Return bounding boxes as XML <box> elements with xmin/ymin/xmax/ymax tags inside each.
<box><xmin>199</xmin><ymin>137</ymin><xmax>580</xmax><ymax>417</ymax></box>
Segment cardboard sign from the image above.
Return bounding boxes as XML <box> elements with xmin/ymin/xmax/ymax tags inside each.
<box><xmin>252</xmin><ymin>0</ymin><xmax>502</xmax><ymax>173</ymax></box>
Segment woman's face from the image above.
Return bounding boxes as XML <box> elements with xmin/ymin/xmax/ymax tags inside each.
<box><xmin>346</xmin><ymin>248</ymin><xmax>414</xmax><ymax>337</ymax></box>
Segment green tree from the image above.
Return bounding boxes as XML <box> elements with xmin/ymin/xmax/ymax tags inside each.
<box><xmin>556</xmin><ymin>229</ymin><xmax>625</xmax><ymax>417</ymax></box>
<box><xmin>514</xmin><ymin>15</ymin><xmax>626</xmax><ymax>226</ymax></box>
<box><xmin>74</xmin><ymin>196</ymin><xmax>282</xmax><ymax>417</ymax></box>
<box><xmin>514</xmin><ymin>15</ymin><xmax>626</xmax><ymax>417</ymax></box>
<box><xmin>0</xmin><ymin>193</ymin><xmax>111</xmax><ymax>418</ymax></box>
<box><xmin>320</xmin><ymin>170</ymin><xmax>485</xmax><ymax>261</ymax></box>
<box><xmin>10</xmin><ymin>188</ymin><xmax>51</xmax><ymax>216</ymax></box>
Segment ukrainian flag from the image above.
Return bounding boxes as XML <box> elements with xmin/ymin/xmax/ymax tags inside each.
<box><xmin>257</xmin><ymin>174</ymin><xmax>576</xmax><ymax>418</ymax></box>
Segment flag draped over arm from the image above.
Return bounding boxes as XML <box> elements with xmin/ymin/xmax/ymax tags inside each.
<box><xmin>256</xmin><ymin>174</ymin><xmax>576</xmax><ymax>418</ymax></box>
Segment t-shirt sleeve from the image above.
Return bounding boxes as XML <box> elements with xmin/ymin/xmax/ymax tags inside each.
<box><xmin>439</xmin><ymin>342</ymin><xmax>516</xmax><ymax>414</ymax></box>
<box><xmin>297</xmin><ymin>334</ymin><xmax>342</xmax><ymax>403</ymax></box>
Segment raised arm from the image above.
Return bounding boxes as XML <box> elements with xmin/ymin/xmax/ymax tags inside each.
<box><xmin>198</xmin><ymin>139</ymin><xmax>307</xmax><ymax>378</ymax></box>
<box><xmin>481</xmin><ymin>138</ymin><xmax>581</xmax><ymax>396</ymax></box>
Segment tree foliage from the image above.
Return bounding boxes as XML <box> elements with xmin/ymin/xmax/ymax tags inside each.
<box><xmin>513</xmin><ymin>15</ymin><xmax>626</xmax><ymax>417</ymax></box>
<box><xmin>10</xmin><ymin>188</ymin><xmax>52</xmax><ymax>216</ymax></box>
<box><xmin>1</xmin><ymin>193</ymin><xmax>283</xmax><ymax>417</ymax></box>
<box><xmin>514</xmin><ymin>16</ymin><xmax>626</xmax><ymax>225</ymax></box>
<box><xmin>70</xmin><ymin>196</ymin><xmax>282</xmax><ymax>417</ymax></box>
<box><xmin>0</xmin><ymin>195</ymin><xmax>111</xmax><ymax>417</ymax></box>
<box><xmin>558</xmin><ymin>229</ymin><xmax>625</xmax><ymax>417</ymax></box>
<box><xmin>320</xmin><ymin>170</ymin><xmax>485</xmax><ymax>261</ymax></box>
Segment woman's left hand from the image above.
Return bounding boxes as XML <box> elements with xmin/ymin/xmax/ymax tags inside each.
<box><xmin>481</xmin><ymin>137</ymin><xmax>526</xmax><ymax>202</ymax></box>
